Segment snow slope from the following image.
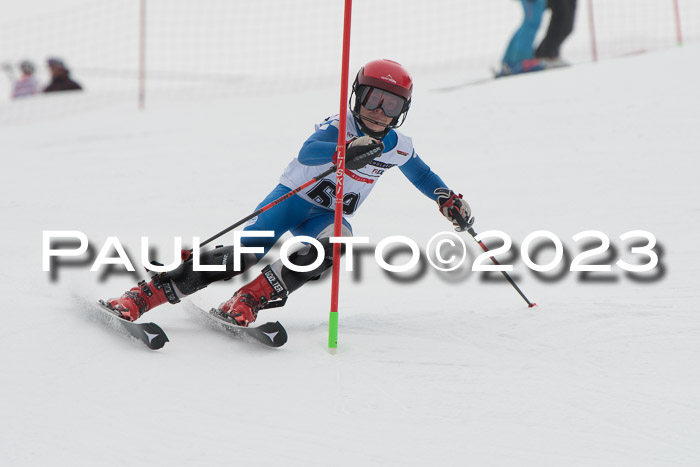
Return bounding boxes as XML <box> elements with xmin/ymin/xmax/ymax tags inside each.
<box><xmin>1</xmin><ymin>46</ymin><xmax>699</xmax><ymax>466</ymax></box>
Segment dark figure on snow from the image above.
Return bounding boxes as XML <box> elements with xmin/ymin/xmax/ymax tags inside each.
<box><xmin>101</xmin><ymin>59</ymin><xmax>474</xmax><ymax>328</ymax></box>
<box><xmin>43</xmin><ymin>57</ymin><xmax>82</xmax><ymax>93</ymax></box>
<box><xmin>536</xmin><ymin>0</ymin><xmax>578</xmax><ymax>67</ymax></box>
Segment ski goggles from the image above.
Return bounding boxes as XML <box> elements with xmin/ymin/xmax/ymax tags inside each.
<box><xmin>359</xmin><ymin>87</ymin><xmax>406</xmax><ymax>118</ymax></box>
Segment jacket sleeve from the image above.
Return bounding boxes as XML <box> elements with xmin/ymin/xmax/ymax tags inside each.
<box><xmin>398</xmin><ymin>152</ymin><xmax>448</xmax><ymax>200</ymax></box>
<box><xmin>298</xmin><ymin>121</ymin><xmax>339</xmax><ymax>166</ymax></box>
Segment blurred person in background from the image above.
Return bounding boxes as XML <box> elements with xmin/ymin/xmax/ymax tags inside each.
<box><xmin>497</xmin><ymin>0</ymin><xmax>547</xmax><ymax>77</ymax></box>
<box><xmin>535</xmin><ymin>0</ymin><xmax>578</xmax><ymax>67</ymax></box>
<box><xmin>43</xmin><ymin>57</ymin><xmax>82</xmax><ymax>93</ymax></box>
<box><xmin>2</xmin><ymin>60</ymin><xmax>39</xmax><ymax>99</ymax></box>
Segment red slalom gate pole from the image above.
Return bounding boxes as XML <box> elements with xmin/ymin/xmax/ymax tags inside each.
<box><xmin>672</xmin><ymin>0</ymin><xmax>683</xmax><ymax>46</ymax></box>
<box><xmin>328</xmin><ymin>0</ymin><xmax>353</xmax><ymax>352</ymax></box>
<box><xmin>138</xmin><ymin>0</ymin><xmax>147</xmax><ymax>110</ymax></box>
<box><xmin>587</xmin><ymin>0</ymin><xmax>598</xmax><ymax>62</ymax></box>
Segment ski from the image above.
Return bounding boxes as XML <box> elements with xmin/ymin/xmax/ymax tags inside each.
<box><xmin>432</xmin><ymin>75</ymin><xmax>497</xmax><ymax>92</ymax></box>
<box><xmin>91</xmin><ymin>300</ymin><xmax>169</xmax><ymax>350</ymax></box>
<box><xmin>200</xmin><ymin>307</ymin><xmax>287</xmax><ymax>348</ymax></box>
<box><xmin>433</xmin><ymin>62</ymin><xmax>572</xmax><ymax>93</ymax></box>
<box><xmin>432</xmin><ymin>69</ymin><xmax>528</xmax><ymax>92</ymax></box>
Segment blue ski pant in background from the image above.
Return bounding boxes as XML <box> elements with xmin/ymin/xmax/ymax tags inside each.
<box><xmin>502</xmin><ymin>0</ymin><xmax>547</xmax><ymax>67</ymax></box>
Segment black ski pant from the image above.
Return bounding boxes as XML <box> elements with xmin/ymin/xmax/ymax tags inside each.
<box><xmin>165</xmin><ymin>238</ymin><xmax>341</xmax><ymax>297</ymax></box>
<box><xmin>535</xmin><ymin>0</ymin><xmax>577</xmax><ymax>59</ymax></box>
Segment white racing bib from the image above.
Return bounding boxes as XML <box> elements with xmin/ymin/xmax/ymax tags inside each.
<box><xmin>279</xmin><ymin>114</ymin><xmax>415</xmax><ymax>216</ymax></box>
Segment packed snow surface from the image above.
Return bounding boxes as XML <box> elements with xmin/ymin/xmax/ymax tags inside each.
<box><xmin>1</xmin><ymin>43</ymin><xmax>699</xmax><ymax>465</ymax></box>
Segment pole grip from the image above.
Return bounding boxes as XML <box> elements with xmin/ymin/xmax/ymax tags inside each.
<box><xmin>449</xmin><ymin>207</ymin><xmax>472</xmax><ymax>232</ymax></box>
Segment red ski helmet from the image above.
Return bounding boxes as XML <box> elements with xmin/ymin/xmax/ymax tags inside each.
<box><xmin>350</xmin><ymin>59</ymin><xmax>413</xmax><ymax>138</ymax></box>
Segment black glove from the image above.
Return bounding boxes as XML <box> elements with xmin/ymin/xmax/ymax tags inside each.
<box><xmin>435</xmin><ymin>188</ymin><xmax>474</xmax><ymax>231</ymax></box>
<box><xmin>336</xmin><ymin>136</ymin><xmax>384</xmax><ymax>170</ymax></box>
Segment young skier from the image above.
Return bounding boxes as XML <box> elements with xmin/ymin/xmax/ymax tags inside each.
<box><xmin>102</xmin><ymin>59</ymin><xmax>474</xmax><ymax>327</ymax></box>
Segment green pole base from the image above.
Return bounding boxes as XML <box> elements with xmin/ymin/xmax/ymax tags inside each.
<box><xmin>328</xmin><ymin>311</ymin><xmax>338</xmax><ymax>350</ymax></box>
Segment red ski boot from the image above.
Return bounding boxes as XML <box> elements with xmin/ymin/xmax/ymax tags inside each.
<box><xmin>217</xmin><ymin>267</ymin><xmax>287</xmax><ymax>327</ymax></box>
<box><xmin>102</xmin><ymin>277</ymin><xmax>178</xmax><ymax>321</ymax></box>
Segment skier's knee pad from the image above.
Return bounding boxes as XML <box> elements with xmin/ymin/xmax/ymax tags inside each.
<box><xmin>168</xmin><ymin>246</ymin><xmax>258</xmax><ymax>296</ymax></box>
<box><xmin>271</xmin><ymin>237</ymin><xmax>345</xmax><ymax>293</ymax></box>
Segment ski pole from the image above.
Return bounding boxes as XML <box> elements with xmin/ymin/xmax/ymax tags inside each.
<box><xmin>451</xmin><ymin>209</ymin><xmax>537</xmax><ymax>308</ymax></box>
<box><xmin>198</xmin><ymin>164</ymin><xmax>338</xmax><ymax>248</ymax></box>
